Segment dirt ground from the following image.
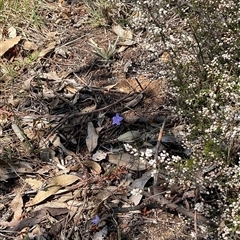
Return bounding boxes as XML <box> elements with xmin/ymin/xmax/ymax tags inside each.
<box><xmin>0</xmin><ymin>1</ymin><xmax>215</xmax><ymax>239</ymax></box>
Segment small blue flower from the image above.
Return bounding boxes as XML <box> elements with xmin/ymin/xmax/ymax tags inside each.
<box><xmin>112</xmin><ymin>113</ymin><xmax>123</xmax><ymax>125</ymax></box>
<box><xmin>91</xmin><ymin>215</ymin><xmax>100</xmax><ymax>225</ymax></box>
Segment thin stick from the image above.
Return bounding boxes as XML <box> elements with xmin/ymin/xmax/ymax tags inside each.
<box><xmin>153</xmin><ymin>118</ymin><xmax>167</xmax><ymax>195</ymax></box>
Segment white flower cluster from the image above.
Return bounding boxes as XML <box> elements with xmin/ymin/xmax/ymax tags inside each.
<box><xmin>130</xmin><ymin>188</ymin><xmax>143</xmax><ymax>196</ymax></box>
<box><xmin>194</xmin><ymin>202</ymin><xmax>204</xmax><ymax>213</ymax></box>
<box><xmin>124</xmin><ymin>143</ymin><xmax>182</xmax><ymax>178</ymax></box>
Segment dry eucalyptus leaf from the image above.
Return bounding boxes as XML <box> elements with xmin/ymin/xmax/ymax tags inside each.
<box><xmin>9</xmin><ymin>191</ymin><xmax>23</xmax><ymax>227</ymax></box>
<box><xmin>0</xmin><ymin>36</ymin><xmax>21</xmax><ymax>57</ymax></box>
<box><xmin>12</xmin><ymin>123</ymin><xmax>25</xmax><ymax>142</ymax></box>
<box><xmin>47</xmin><ymin>174</ymin><xmax>80</xmax><ymax>187</ymax></box>
<box><xmin>117</xmin><ymin>130</ymin><xmax>140</xmax><ymax>143</ymax></box>
<box><xmin>27</xmin><ymin>174</ymin><xmax>81</xmax><ymax>206</ymax></box>
<box><xmin>129</xmin><ymin>172</ymin><xmax>152</xmax><ymax>205</ymax></box>
<box><xmin>86</xmin><ymin>122</ymin><xmax>99</xmax><ymax>153</ymax></box>
<box><xmin>23</xmin><ymin>41</ymin><xmax>38</xmax><ymax>50</ymax></box>
<box><xmin>82</xmin><ymin>160</ymin><xmax>101</xmax><ymax>174</ymax></box>
<box><xmin>92</xmin><ymin>150</ymin><xmax>107</xmax><ymax>162</ymax></box>
<box><xmin>108</xmin><ymin>153</ymin><xmax>147</xmax><ymax>171</ymax></box>
<box><xmin>37</xmin><ymin>41</ymin><xmax>56</xmax><ymax>59</ymax></box>
<box><xmin>26</xmin><ymin>186</ymin><xmax>61</xmax><ymax>207</ymax></box>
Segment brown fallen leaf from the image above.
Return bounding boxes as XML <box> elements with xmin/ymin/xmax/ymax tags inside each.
<box><xmin>37</xmin><ymin>41</ymin><xmax>56</xmax><ymax>59</ymax></box>
<box><xmin>82</xmin><ymin>160</ymin><xmax>101</xmax><ymax>174</ymax></box>
<box><xmin>10</xmin><ymin>191</ymin><xmax>23</xmax><ymax>222</ymax></box>
<box><xmin>26</xmin><ymin>185</ymin><xmax>62</xmax><ymax>207</ymax></box>
<box><xmin>86</xmin><ymin>122</ymin><xmax>99</xmax><ymax>153</ymax></box>
<box><xmin>0</xmin><ymin>36</ymin><xmax>21</xmax><ymax>57</ymax></box>
<box><xmin>26</xmin><ymin>175</ymin><xmax>81</xmax><ymax>206</ymax></box>
<box><xmin>47</xmin><ymin>174</ymin><xmax>80</xmax><ymax>188</ymax></box>
<box><xmin>11</xmin><ymin>123</ymin><xmax>25</xmax><ymax>142</ymax></box>
<box><xmin>23</xmin><ymin>40</ymin><xmax>38</xmax><ymax>50</ymax></box>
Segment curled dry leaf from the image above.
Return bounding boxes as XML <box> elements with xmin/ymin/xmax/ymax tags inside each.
<box><xmin>82</xmin><ymin>160</ymin><xmax>101</xmax><ymax>174</ymax></box>
<box><xmin>0</xmin><ymin>36</ymin><xmax>21</xmax><ymax>57</ymax></box>
<box><xmin>47</xmin><ymin>174</ymin><xmax>81</xmax><ymax>188</ymax></box>
<box><xmin>108</xmin><ymin>153</ymin><xmax>147</xmax><ymax>171</ymax></box>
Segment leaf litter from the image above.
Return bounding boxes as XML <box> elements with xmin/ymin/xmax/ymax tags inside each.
<box><xmin>0</xmin><ymin>1</ymin><xmax>208</xmax><ymax>239</ymax></box>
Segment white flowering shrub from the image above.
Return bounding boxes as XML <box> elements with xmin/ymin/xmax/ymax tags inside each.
<box><xmin>91</xmin><ymin>0</ymin><xmax>239</xmax><ymax>238</ymax></box>
<box><xmin>132</xmin><ymin>0</ymin><xmax>240</xmax><ymax>238</ymax></box>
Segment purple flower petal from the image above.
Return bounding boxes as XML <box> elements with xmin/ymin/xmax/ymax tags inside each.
<box><xmin>112</xmin><ymin>113</ymin><xmax>123</xmax><ymax>125</ymax></box>
<box><xmin>91</xmin><ymin>215</ymin><xmax>100</xmax><ymax>224</ymax></box>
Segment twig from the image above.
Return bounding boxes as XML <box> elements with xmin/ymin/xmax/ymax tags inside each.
<box><xmin>194</xmin><ymin>210</ymin><xmax>198</xmax><ymax>239</ymax></box>
<box><xmin>153</xmin><ymin>117</ymin><xmax>167</xmax><ymax>195</ymax></box>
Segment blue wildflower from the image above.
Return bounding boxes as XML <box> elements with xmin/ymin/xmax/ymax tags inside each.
<box><xmin>91</xmin><ymin>215</ymin><xmax>100</xmax><ymax>225</ymax></box>
<box><xmin>112</xmin><ymin>113</ymin><xmax>123</xmax><ymax>125</ymax></box>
